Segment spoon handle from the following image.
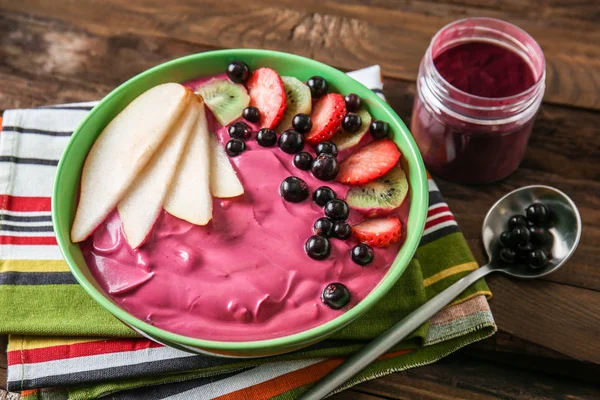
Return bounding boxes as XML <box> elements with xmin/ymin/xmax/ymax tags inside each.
<box><xmin>299</xmin><ymin>264</ymin><xmax>495</xmax><ymax>400</ymax></box>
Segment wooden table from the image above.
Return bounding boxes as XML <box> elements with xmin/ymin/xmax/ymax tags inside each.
<box><xmin>1</xmin><ymin>1</ymin><xmax>599</xmax><ymax>398</ymax></box>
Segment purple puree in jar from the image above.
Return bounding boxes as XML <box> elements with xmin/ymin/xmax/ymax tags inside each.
<box><xmin>411</xmin><ymin>18</ymin><xmax>546</xmax><ymax>184</ymax></box>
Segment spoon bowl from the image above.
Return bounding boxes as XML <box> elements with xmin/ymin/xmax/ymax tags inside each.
<box><xmin>482</xmin><ymin>185</ymin><xmax>582</xmax><ymax>279</ymax></box>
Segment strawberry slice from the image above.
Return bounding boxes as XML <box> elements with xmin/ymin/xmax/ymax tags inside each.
<box><xmin>352</xmin><ymin>216</ymin><xmax>405</xmax><ymax>247</ymax></box>
<box><xmin>246</xmin><ymin>68</ymin><xmax>287</xmax><ymax>129</ymax></box>
<box><xmin>305</xmin><ymin>93</ymin><xmax>346</xmax><ymax>145</ymax></box>
<box><xmin>337</xmin><ymin>139</ymin><xmax>401</xmax><ymax>185</ymax></box>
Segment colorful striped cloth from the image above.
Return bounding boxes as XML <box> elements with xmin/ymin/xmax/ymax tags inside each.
<box><xmin>0</xmin><ymin>66</ymin><xmax>496</xmax><ymax>399</ymax></box>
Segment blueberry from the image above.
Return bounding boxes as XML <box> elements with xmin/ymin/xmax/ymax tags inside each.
<box><xmin>516</xmin><ymin>242</ymin><xmax>534</xmax><ymax>260</ymax></box>
<box><xmin>321</xmin><ymin>282</ymin><xmax>350</xmax><ymax>309</ymax></box>
<box><xmin>333</xmin><ymin>221</ymin><xmax>352</xmax><ymax>240</ymax></box>
<box><xmin>225</xmin><ymin>139</ymin><xmax>246</xmax><ymax>157</ymax></box>
<box><xmin>526</xmin><ymin>203</ymin><xmax>551</xmax><ymax>226</ymax></box>
<box><xmin>528</xmin><ymin>226</ymin><xmax>553</xmax><ymax>249</ymax></box>
<box><xmin>344</xmin><ymin>93</ymin><xmax>362</xmax><ymax>112</ymax></box>
<box><xmin>511</xmin><ymin>226</ymin><xmax>530</xmax><ymax>245</ymax></box>
<box><xmin>342</xmin><ymin>113</ymin><xmax>362</xmax><ymax>133</ymax></box>
<box><xmin>527</xmin><ymin>249</ymin><xmax>548</xmax><ymax>269</ymax></box>
<box><xmin>292</xmin><ymin>113</ymin><xmax>313</xmax><ymax>134</ymax></box>
<box><xmin>313</xmin><ymin>186</ymin><xmax>336</xmax><ymax>207</ymax></box>
<box><xmin>324</xmin><ymin>199</ymin><xmax>349</xmax><ymax>221</ymax></box>
<box><xmin>256</xmin><ymin>128</ymin><xmax>277</xmax><ymax>147</ymax></box>
<box><xmin>278</xmin><ymin>129</ymin><xmax>304</xmax><ymax>154</ymax></box>
<box><xmin>499</xmin><ymin>248</ymin><xmax>516</xmax><ymax>264</ymax></box>
<box><xmin>313</xmin><ymin>217</ymin><xmax>334</xmax><ymax>238</ymax></box>
<box><xmin>293</xmin><ymin>152</ymin><xmax>313</xmax><ymax>170</ymax></box>
<box><xmin>307</xmin><ymin>76</ymin><xmax>328</xmax><ymax>98</ymax></box>
<box><xmin>279</xmin><ymin>176</ymin><xmax>309</xmax><ymax>203</ymax></box>
<box><xmin>228</xmin><ymin>121</ymin><xmax>251</xmax><ymax>140</ymax></box>
<box><xmin>242</xmin><ymin>106</ymin><xmax>260</xmax><ymax>123</ymax></box>
<box><xmin>315</xmin><ymin>141</ymin><xmax>338</xmax><ymax>157</ymax></box>
<box><xmin>499</xmin><ymin>231</ymin><xmax>514</xmax><ymax>248</ymax></box>
<box><xmin>311</xmin><ymin>153</ymin><xmax>339</xmax><ymax>181</ymax></box>
<box><xmin>305</xmin><ymin>235</ymin><xmax>331</xmax><ymax>260</ymax></box>
<box><xmin>226</xmin><ymin>61</ymin><xmax>250</xmax><ymax>83</ymax></box>
<box><xmin>369</xmin><ymin>120</ymin><xmax>390</xmax><ymax>139</ymax></box>
<box><xmin>508</xmin><ymin>215</ymin><xmax>528</xmax><ymax>231</ymax></box>
<box><xmin>351</xmin><ymin>244</ymin><xmax>374</xmax><ymax>266</ymax></box>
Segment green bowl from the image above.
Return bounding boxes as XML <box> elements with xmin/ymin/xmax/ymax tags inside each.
<box><xmin>52</xmin><ymin>49</ymin><xmax>428</xmax><ymax>357</ymax></box>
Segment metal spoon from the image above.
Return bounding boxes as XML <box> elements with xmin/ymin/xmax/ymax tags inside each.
<box><xmin>300</xmin><ymin>185</ymin><xmax>582</xmax><ymax>400</ymax></box>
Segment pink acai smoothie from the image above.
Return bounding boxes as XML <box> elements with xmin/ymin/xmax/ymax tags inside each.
<box><xmin>81</xmin><ymin>75</ymin><xmax>409</xmax><ymax>341</ymax></box>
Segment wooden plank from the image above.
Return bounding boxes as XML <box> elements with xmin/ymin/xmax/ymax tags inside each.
<box><xmin>1</xmin><ymin>0</ymin><xmax>599</xmax><ymax>110</ymax></box>
<box><xmin>351</xmin><ymin>352</ymin><xmax>600</xmax><ymax>400</ymax></box>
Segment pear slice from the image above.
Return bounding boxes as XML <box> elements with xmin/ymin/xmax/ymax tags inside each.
<box><xmin>117</xmin><ymin>97</ymin><xmax>201</xmax><ymax>248</ymax></box>
<box><xmin>164</xmin><ymin>102</ymin><xmax>212</xmax><ymax>225</ymax></box>
<box><xmin>71</xmin><ymin>83</ymin><xmax>191</xmax><ymax>243</ymax></box>
<box><xmin>209</xmin><ymin>134</ymin><xmax>244</xmax><ymax>198</ymax></box>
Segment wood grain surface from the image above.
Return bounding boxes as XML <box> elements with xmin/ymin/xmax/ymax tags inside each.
<box><xmin>0</xmin><ymin>1</ymin><xmax>599</xmax><ymax>398</ymax></box>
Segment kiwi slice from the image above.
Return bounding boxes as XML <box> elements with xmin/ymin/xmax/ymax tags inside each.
<box><xmin>276</xmin><ymin>76</ymin><xmax>312</xmax><ymax>131</ymax></box>
<box><xmin>331</xmin><ymin>108</ymin><xmax>372</xmax><ymax>151</ymax></box>
<box><xmin>195</xmin><ymin>78</ymin><xmax>250</xmax><ymax>126</ymax></box>
<box><xmin>346</xmin><ymin>166</ymin><xmax>408</xmax><ymax>215</ymax></box>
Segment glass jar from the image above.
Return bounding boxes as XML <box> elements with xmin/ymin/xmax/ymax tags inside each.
<box><xmin>411</xmin><ymin>18</ymin><xmax>546</xmax><ymax>184</ymax></box>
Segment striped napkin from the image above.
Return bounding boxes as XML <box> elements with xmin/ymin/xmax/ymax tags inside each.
<box><xmin>0</xmin><ymin>66</ymin><xmax>496</xmax><ymax>399</ymax></box>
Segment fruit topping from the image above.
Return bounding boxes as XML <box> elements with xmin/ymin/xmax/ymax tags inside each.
<box><xmin>342</xmin><ymin>113</ymin><xmax>362</xmax><ymax>133</ymax></box>
<box><xmin>292</xmin><ymin>113</ymin><xmax>313</xmax><ymax>134</ymax></box>
<box><xmin>511</xmin><ymin>226</ymin><xmax>530</xmax><ymax>245</ymax></box>
<box><xmin>315</xmin><ymin>141</ymin><xmax>338</xmax><ymax>157</ymax></box>
<box><xmin>346</xmin><ymin>166</ymin><xmax>408</xmax><ymax>216</ymax></box>
<box><xmin>313</xmin><ymin>217</ymin><xmax>334</xmax><ymax>238</ymax></box>
<box><xmin>256</xmin><ymin>128</ymin><xmax>277</xmax><ymax>147</ymax></box>
<box><xmin>209</xmin><ymin>135</ymin><xmax>244</xmax><ymax>198</ymax></box>
<box><xmin>305</xmin><ymin>93</ymin><xmax>346</xmax><ymax>145</ymax></box>
<box><xmin>242</xmin><ymin>106</ymin><xmax>261</xmax><ymax>123</ymax></box>
<box><xmin>337</xmin><ymin>139</ymin><xmax>401</xmax><ymax>185</ymax></box>
<box><xmin>527</xmin><ymin>249</ymin><xmax>548</xmax><ymax>269</ymax></box>
<box><xmin>331</xmin><ymin>108</ymin><xmax>372</xmax><ymax>152</ymax></box>
<box><xmin>324</xmin><ymin>199</ymin><xmax>349</xmax><ymax>221</ymax></box>
<box><xmin>369</xmin><ymin>120</ymin><xmax>390</xmax><ymax>139</ymax></box>
<box><xmin>305</xmin><ymin>235</ymin><xmax>331</xmax><ymax>260</ymax></box>
<box><xmin>528</xmin><ymin>226</ymin><xmax>553</xmax><ymax>249</ymax></box>
<box><xmin>246</xmin><ymin>67</ymin><xmax>287</xmax><ymax>129</ymax></box>
<box><xmin>293</xmin><ymin>152</ymin><xmax>313</xmax><ymax>171</ymax></box>
<box><xmin>344</xmin><ymin>93</ymin><xmax>362</xmax><ymax>112</ymax></box>
<box><xmin>352</xmin><ymin>216</ymin><xmax>404</xmax><ymax>247</ymax></box>
<box><xmin>526</xmin><ymin>203</ymin><xmax>551</xmax><ymax>226</ymax></box>
<box><xmin>311</xmin><ymin>153</ymin><xmax>339</xmax><ymax>181</ymax></box>
<box><xmin>228</xmin><ymin>121</ymin><xmax>251</xmax><ymax>140</ymax></box>
<box><xmin>313</xmin><ymin>186</ymin><xmax>336</xmax><ymax>207</ymax></box>
<box><xmin>276</xmin><ymin>76</ymin><xmax>312</xmax><ymax>131</ymax></box>
<box><xmin>351</xmin><ymin>244</ymin><xmax>374</xmax><ymax>266</ymax></box>
<box><xmin>499</xmin><ymin>231</ymin><xmax>513</xmax><ymax>248</ymax></box>
<box><xmin>333</xmin><ymin>221</ymin><xmax>352</xmax><ymax>240</ymax></box>
<box><xmin>321</xmin><ymin>283</ymin><xmax>350</xmax><ymax>309</ymax></box>
<box><xmin>278</xmin><ymin>129</ymin><xmax>305</xmax><ymax>154</ymax></box>
<box><xmin>225</xmin><ymin>139</ymin><xmax>246</xmax><ymax>157</ymax></box>
<box><xmin>226</xmin><ymin>60</ymin><xmax>250</xmax><ymax>83</ymax></box>
<box><xmin>195</xmin><ymin>78</ymin><xmax>250</xmax><ymax>126</ymax></box>
<box><xmin>499</xmin><ymin>248</ymin><xmax>516</xmax><ymax>264</ymax></box>
<box><xmin>280</xmin><ymin>176</ymin><xmax>309</xmax><ymax>203</ymax></box>
<box><xmin>307</xmin><ymin>76</ymin><xmax>328</xmax><ymax>98</ymax></box>
<box><xmin>508</xmin><ymin>215</ymin><xmax>528</xmax><ymax>231</ymax></box>
<box><xmin>516</xmin><ymin>242</ymin><xmax>534</xmax><ymax>258</ymax></box>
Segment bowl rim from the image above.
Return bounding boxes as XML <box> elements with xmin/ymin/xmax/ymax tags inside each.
<box><xmin>52</xmin><ymin>49</ymin><xmax>429</xmax><ymax>352</ymax></box>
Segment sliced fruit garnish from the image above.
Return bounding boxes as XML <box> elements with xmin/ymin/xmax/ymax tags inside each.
<box><xmin>337</xmin><ymin>139</ymin><xmax>401</xmax><ymax>185</ymax></box>
<box><xmin>195</xmin><ymin>78</ymin><xmax>250</xmax><ymax>126</ymax></box>
<box><xmin>246</xmin><ymin>67</ymin><xmax>287</xmax><ymax>129</ymax></box>
<box><xmin>71</xmin><ymin>83</ymin><xmax>191</xmax><ymax>243</ymax></box>
<box><xmin>352</xmin><ymin>216</ymin><xmax>405</xmax><ymax>247</ymax></box>
<box><xmin>331</xmin><ymin>108</ymin><xmax>372</xmax><ymax>152</ymax></box>
<box><xmin>305</xmin><ymin>93</ymin><xmax>346</xmax><ymax>145</ymax></box>
<box><xmin>346</xmin><ymin>166</ymin><xmax>408</xmax><ymax>216</ymax></box>
<box><xmin>118</xmin><ymin>96</ymin><xmax>201</xmax><ymax>248</ymax></box>
<box><xmin>164</xmin><ymin>101</ymin><xmax>213</xmax><ymax>225</ymax></box>
<box><xmin>209</xmin><ymin>134</ymin><xmax>244</xmax><ymax>198</ymax></box>
<box><xmin>276</xmin><ymin>76</ymin><xmax>312</xmax><ymax>131</ymax></box>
